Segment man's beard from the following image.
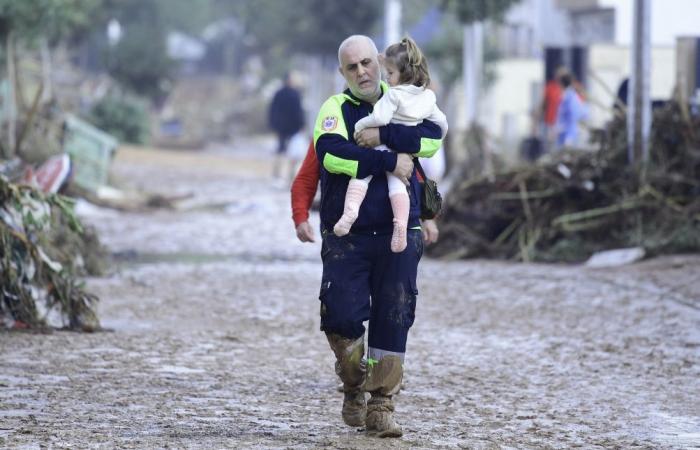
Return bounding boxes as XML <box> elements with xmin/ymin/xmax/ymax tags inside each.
<box><xmin>353</xmin><ymin>83</ymin><xmax>381</xmax><ymax>103</ymax></box>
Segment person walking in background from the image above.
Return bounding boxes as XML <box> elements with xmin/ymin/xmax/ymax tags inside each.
<box><xmin>291</xmin><ymin>140</ymin><xmax>319</xmax><ymax>243</ymax></box>
<box><xmin>332</xmin><ymin>37</ymin><xmax>447</xmax><ymax>253</ymax></box>
<box><xmin>268</xmin><ymin>71</ymin><xmax>305</xmax><ymax>181</ymax></box>
<box><xmin>540</xmin><ymin>66</ymin><xmax>566</xmax><ymax>152</ymax></box>
<box><xmin>556</xmin><ymin>72</ymin><xmax>588</xmax><ymax>148</ymax></box>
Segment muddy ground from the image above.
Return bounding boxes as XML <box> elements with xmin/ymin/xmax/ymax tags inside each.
<box><xmin>2</xmin><ymin>139</ymin><xmax>699</xmax><ymax>449</ymax></box>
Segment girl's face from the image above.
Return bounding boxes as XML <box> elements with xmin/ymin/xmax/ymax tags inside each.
<box><xmin>383</xmin><ymin>60</ymin><xmax>401</xmax><ymax>87</ymax></box>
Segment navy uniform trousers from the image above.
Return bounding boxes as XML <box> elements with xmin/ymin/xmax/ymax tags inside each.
<box><xmin>319</xmin><ymin>228</ymin><xmax>423</xmax><ymax>362</ymax></box>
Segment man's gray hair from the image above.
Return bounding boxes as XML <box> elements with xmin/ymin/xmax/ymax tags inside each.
<box><xmin>337</xmin><ymin>35</ymin><xmax>379</xmax><ymax>66</ymax></box>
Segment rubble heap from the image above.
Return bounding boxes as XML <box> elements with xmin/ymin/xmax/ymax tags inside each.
<box><xmin>430</xmin><ymin>101</ymin><xmax>700</xmax><ymax>262</ymax></box>
<box><xmin>1</xmin><ymin>176</ymin><xmax>100</xmax><ymax>330</ymax></box>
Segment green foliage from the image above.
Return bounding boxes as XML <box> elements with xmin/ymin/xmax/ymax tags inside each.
<box><xmin>424</xmin><ymin>11</ymin><xmax>502</xmax><ymax>91</ymax></box>
<box><xmin>155</xmin><ymin>0</ymin><xmax>214</xmax><ymax>35</ymax></box>
<box><xmin>102</xmin><ymin>0</ymin><xmax>173</xmax><ymax>100</ymax></box>
<box><xmin>285</xmin><ymin>0</ymin><xmax>382</xmax><ymax>56</ymax></box>
<box><xmin>87</xmin><ymin>93</ymin><xmax>150</xmax><ymax>144</ymax></box>
<box><xmin>209</xmin><ymin>0</ymin><xmax>381</xmax><ymax>60</ymax></box>
<box><xmin>423</xmin><ymin>14</ymin><xmax>463</xmax><ymax>88</ymax></box>
<box><xmin>107</xmin><ymin>25</ymin><xmax>173</xmax><ymax>100</ymax></box>
<box><xmin>0</xmin><ymin>0</ymin><xmax>101</xmax><ymax>43</ymax></box>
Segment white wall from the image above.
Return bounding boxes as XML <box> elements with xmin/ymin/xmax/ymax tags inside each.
<box><xmin>599</xmin><ymin>0</ymin><xmax>700</xmax><ymax>46</ymax></box>
<box><xmin>480</xmin><ymin>58</ymin><xmax>544</xmax><ymax>157</ymax></box>
<box><xmin>477</xmin><ymin>44</ymin><xmax>674</xmax><ymax>151</ymax></box>
<box><xmin>586</xmin><ymin>44</ymin><xmax>676</xmax><ymax>127</ymax></box>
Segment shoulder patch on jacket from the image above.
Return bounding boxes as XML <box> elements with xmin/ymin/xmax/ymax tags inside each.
<box><xmin>314</xmin><ymin>94</ymin><xmax>349</xmax><ymax>144</ymax></box>
<box><xmin>322</xmin><ymin>116</ymin><xmax>338</xmax><ymax>131</ymax></box>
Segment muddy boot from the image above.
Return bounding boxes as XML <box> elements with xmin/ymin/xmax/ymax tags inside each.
<box><xmin>326</xmin><ymin>334</ymin><xmax>367</xmax><ymax>427</ymax></box>
<box><xmin>364</xmin><ymin>355</ymin><xmax>403</xmax><ymax>438</ymax></box>
<box><xmin>366</xmin><ymin>394</ymin><xmax>402</xmax><ymax>438</ymax></box>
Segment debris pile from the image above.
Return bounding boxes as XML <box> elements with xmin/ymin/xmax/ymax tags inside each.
<box><xmin>1</xmin><ymin>176</ymin><xmax>101</xmax><ymax>330</ymax></box>
<box><xmin>430</xmin><ymin>101</ymin><xmax>700</xmax><ymax>262</ymax></box>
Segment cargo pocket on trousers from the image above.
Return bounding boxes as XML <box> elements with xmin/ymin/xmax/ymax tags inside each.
<box><xmin>401</xmin><ymin>279</ymin><xmax>418</xmax><ymax>329</ymax></box>
<box><xmin>318</xmin><ymin>280</ymin><xmax>331</xmax><ymax>323</ymax></box>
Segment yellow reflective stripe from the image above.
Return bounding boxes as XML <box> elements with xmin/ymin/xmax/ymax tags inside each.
<box><xmin>410</xmin><ymin>226</ymin><xmax>421</xmax><ymax>230</ymax></box>
<box><xmin>314</xmin><ymin>95</ymin><xmax>348</xmax><ymax>145</ymax></box>
<box><xmin>416</xmin><ymin>137</ymin><xmax>442</xmax><ymax>158</ymax></box>
<box><xmin>323</xmin><ymin>153</ymin><xmax>358</xmax><ymax>177</ymax></box>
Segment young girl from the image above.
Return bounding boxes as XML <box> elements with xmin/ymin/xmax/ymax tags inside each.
<box><xmin>333</xmin><ymin>37</ymin><xmax>448</xmax><ymax>253</ymax></box>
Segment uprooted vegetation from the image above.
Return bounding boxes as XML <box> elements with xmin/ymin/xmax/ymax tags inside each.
<box><xmin>430</xmin><ymin>101</ymin><xmax>700</xmax><ymax>262</ymax></box>
<box><xmin>1</xmin><ymin>176</ymin><xmax>102</xmax><ymax>331</ymax></box>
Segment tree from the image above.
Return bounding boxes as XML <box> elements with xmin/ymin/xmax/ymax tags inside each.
<box><xmin>100</xmin><ymin>0</ymin><xmax>174</xmax><ymax>101</ymax></box>
<box><xmin>0</xmin><ymin>0</ymin><xmax>100</xmax><ymax>44</ymax></box>
<box><xmin>206</xmin><ymin>0</ymin><xmax>381</xmax><ymax>78</ymax></box>
<box><xmin>440</xmin><ymin>0</ymin><xmax>519</xmax><ymax>124</ymax></box>
<box><xmin>0</xmin><ymin>0</ymin><xmax>102</xmax><ymax>157</ymax></box>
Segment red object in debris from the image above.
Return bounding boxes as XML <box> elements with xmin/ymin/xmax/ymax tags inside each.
<box><xmin>12</xmin><ymin>320</ymin><xmax>29</xmax><ymax>329</ymax></box>
<box><xmin>22</xmin><ymin>154</ymin><xmax>72</xmax><ymax>194</ymax></box>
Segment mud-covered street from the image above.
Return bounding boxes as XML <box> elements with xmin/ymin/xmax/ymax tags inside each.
<box><xmin>2</xmin><ymin>141</ymin><xmax>699</xmax><ymax>449</ymax></box>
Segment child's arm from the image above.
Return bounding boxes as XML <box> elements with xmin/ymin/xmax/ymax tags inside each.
<box><xmin>315</xmin><ymin>96</ymin><xmax>398</xmax><ymax>180</ymax></box>
<box><xmin>427</xmin><ymin>105</ymin><xmax>449</xmax><ymax>138</ymax></box>
<box><xmin>354</xmin><ymin>91</ymin><xmax>400</xmax><ymax>135</ymax></box>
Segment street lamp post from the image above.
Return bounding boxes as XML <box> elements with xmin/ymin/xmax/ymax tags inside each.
<box><xmin>627</xmin><ymin>0</ymin><xmax>651</xmax><ymax>172</ymax></box>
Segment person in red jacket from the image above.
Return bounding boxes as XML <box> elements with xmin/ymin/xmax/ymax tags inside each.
<box><xmin>291</xmin><ymin>140</ymin><xmax>320</xmax><ymax>242</ymax></box>
<box><xmin>291</xmin><ymin>141</ymin><xmax>439</xmax><ymax>244</ymax></box>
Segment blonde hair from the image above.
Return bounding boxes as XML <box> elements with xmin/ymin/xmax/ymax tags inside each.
<box><xmin>384</xmin><ymin>36</ymin><xmax>430</xmax><ymax>88</ymax></box>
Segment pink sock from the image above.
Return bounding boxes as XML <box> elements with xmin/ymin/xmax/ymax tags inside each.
<box><xmin>333</xmin><ymin>180</ymin><xmax>368</xmax><ymax>236</ymax></box>
<box><xmin>389</xmin><ymin>192</ymin><xmax>409</xmax><ymax>252</ymax></box>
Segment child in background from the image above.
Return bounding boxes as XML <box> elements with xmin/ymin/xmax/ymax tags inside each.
<box><xmin>333</xmin><ymin>36</ymin><xmax>448</xmax><ymax>252</ymax></box>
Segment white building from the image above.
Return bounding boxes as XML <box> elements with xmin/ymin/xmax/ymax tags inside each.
<box><xmin>477</xmin><ymin>0</ymin><xmax>699</xmax><ymax>158</ymax></box>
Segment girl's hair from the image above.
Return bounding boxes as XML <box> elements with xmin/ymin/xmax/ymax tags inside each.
<box><xmin>384</xmin><ymin>36</ymin><xmax>430</xmax><ymax>88</ymax></box>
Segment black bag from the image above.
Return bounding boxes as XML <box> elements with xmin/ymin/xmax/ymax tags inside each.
<box><xmin>414</xmin><ymin>159</ymin><xmax>442</xmax><ymax>220</ymax></box>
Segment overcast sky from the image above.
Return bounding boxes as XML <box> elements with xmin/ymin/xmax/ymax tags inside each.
<box><xmin>599</xmin><ymin>0</ymin><xmax>700</xmax><ymax>46</ymax></box>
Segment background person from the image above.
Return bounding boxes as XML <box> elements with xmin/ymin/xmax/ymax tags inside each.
<box><xmin>268</xmin><ymin>71</ymin><xmax>305</xmax><ymax>181</ymax></box>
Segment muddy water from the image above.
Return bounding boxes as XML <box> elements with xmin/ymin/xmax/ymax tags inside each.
<box><xmin>1</xmin><ymin>142</ymin><xmax>699</xmax><ymax>449</ymax></box>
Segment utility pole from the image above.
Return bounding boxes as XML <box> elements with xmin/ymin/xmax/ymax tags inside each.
<box><xmin>463</xmin><ymin>22</ymin><xmax>483</xmax><ymax>126</ymax></box>
<box><xmin>384</xmin><ymin>0</ymin><xmax>402</xmax><ymax>49</ymax></box>
<box><xmin>628</xmin><ymin>0</ymin><xmax>651</xmax><ymax>169</ymax></box>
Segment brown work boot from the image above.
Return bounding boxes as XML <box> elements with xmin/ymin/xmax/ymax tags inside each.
<box><xmin>366</xmin><ymin>394</ymin><xmax>403</xmax><ymax>438</ymax></box>
<box><xmin>326</xmin><ymin>334</ymin><xmax>367</xmax><ymax>427</ymax></box>
<box><xmin>342</xmin><ymin>389</ymin><xmax>366</xmax><ymax>427</ymax></box>
<box><xmin>363</xmin><ymin>354</ymin><xmax>404</xmax><ymax>438</ymax></box>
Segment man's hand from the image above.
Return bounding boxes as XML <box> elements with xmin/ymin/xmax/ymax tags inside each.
<box><xmin>421</xmin><ymin>219</ymin><xmax>439</xmax><ymax>244</ymax></box>
<box><xmin>295</xmin><ymin>221</ymin><xmax>316</xmax><ymax>243</ymax></box>
<box><xmin>392</xmin><ymin>153</ymin><xmax>414</xmax><ymax>186</ymax></box>
<box><xmin>354</xmin><ymin>128</ymin><xmax>381</xmax><ymax>148</ymax></box>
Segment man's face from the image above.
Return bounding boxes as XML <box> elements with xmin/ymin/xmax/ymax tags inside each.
<box><xmin>338</xmin><ymin>40</ymin><xmax>381</xmax><ymax>102</ymax></box>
